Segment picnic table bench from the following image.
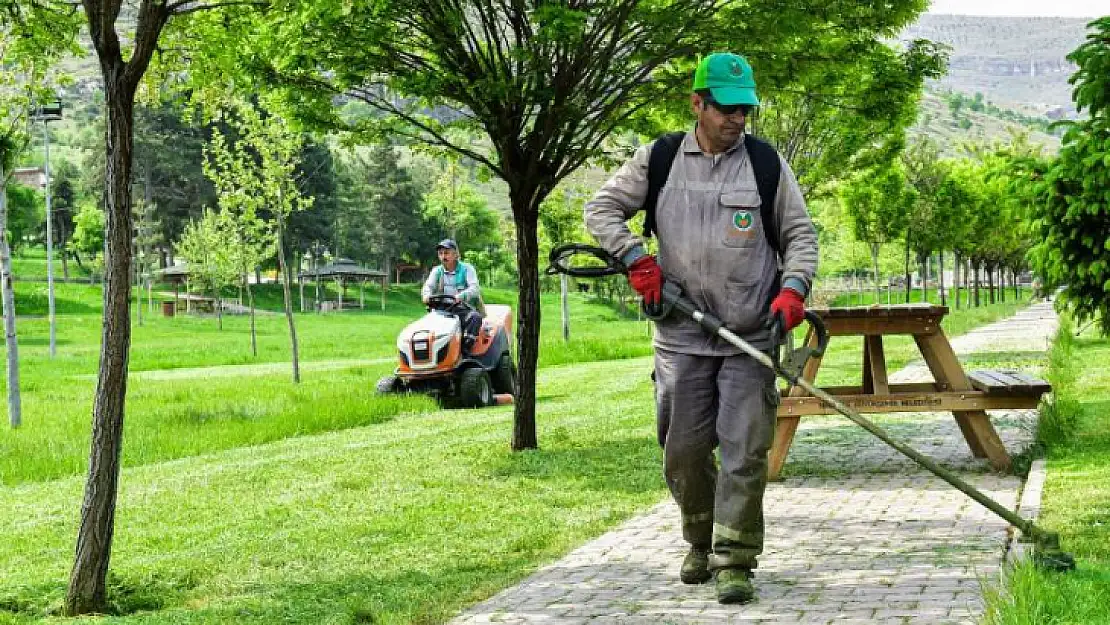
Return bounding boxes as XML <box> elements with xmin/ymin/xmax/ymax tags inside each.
<box><xmin>770</xmin><ymin>304</ymin><xmax>1051</xmax><ymax>479</ymax></box>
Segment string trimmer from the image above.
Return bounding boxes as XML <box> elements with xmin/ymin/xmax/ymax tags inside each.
<box><xmin>547</xmin><ymin>243</ymin><xmax>1075</xmax><ymax>572</ymax></box>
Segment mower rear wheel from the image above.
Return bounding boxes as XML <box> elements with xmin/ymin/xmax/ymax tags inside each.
<box><xmin>491</xmin><ymin>352</ymin><xmax>515</xmax><ymax>395</ymax></box>
<box><xmin>376</xmin><ymin>375</ymin><xmax>402</xmax><ymax>395</ymax></box>
<box><xmin>459</xmin><ymin>367</ymin><xmax>493</xmax><ymax>408</ymax></box>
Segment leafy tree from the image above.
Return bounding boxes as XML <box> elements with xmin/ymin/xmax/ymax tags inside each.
<box><xmin>840</xmin><ymin>165</ymin><xmax>913</xmax><ymax>299</ymax></box>
<box><xmin>340</xmin><ymin>145</ymin><xmax>433</xmax><ymax>282</ymax></box>
<box><xmin>176</xmin><ymin>208</ymin><xmax>237</xmax><ymax>329</ymax></box>
<box><xmin>423</xmin><ymin>171</ymin><xmax>502</xmax><ymax>254</ymax></box>
<box><xmin>220</xmin><ymin>0</ymin><xmax>938</xmax><ymax>450</ymax></box>
<box><xmin>132</xmin><ymin>198</ymin><xmax>162</xmax><ymax>325</ymax></box>
<box><xmin>1029</xmin><ymin>16</ymin><xmax>1110</xmax><ymax>335</ymax></box>
<box><xmin>74</xmin><ymin>98</ymin><xmax>219</xmax><ymax>254</ymax></box>
<box><xmin>208</xmin><ymin>98</ymin><xmax>313</xmax><ymax>381</ymax></box>
<box><xmin>901</xmin><ymin>138</ymin><xmax>958</xmax><ymax>303</ymax></box>
<box><xmin>49</xmin><ymin>157</ymin><xmax>78</xmax><ymax>279</ymax></box>
<box><xmin>203</xmin><ymin>120</ymin><xmax>272</xmax><ymax>354</ymax></box>
<box><xmin>5</xmin><ymin>183</ymin><xmax>44</xmax><ymax>252</ymax></box>
<box><xmin>932</xmin><ymin>163</ymin><xmax>976</xmax><ymax>307</ymax></box>
<box><xmin>68</xmin><ymin>199</ymin><xmax>105</xmax><ymax>283</ymax></box>
<box><xmin>755</xmin><ymin>39</ymin><xmax>946</xmax><ymax>198</ymax></box>
<box><xmin>220</xmin><ymin>209</ymin><xmax>269</xmax><ymax>355</ymax></box>
<box><xmin>133</xmin><ymin>99</ymin><xmax>217</xmax><ymax>248</ymax></box>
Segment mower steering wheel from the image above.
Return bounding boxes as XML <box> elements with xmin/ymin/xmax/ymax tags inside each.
<box><xmin>426</xmin><ymin>294</ymin><xmax>468</xmax><ymax>312</ymax></box>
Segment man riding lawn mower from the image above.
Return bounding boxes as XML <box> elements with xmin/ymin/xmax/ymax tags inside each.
<box><xmin>377</xmin><ymin>239</ymin><xmax>515</xmax><ymax>408</ymax></box>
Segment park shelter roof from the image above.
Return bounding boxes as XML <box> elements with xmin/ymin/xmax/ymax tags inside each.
<box><xmin>154</xmin><ymin>264</ymin><xmax>192</xmax><ymax>282</ymax></box>
<box><xmin>299</xmin><ymin>258</ymin><xmax>387</xmax><ymax>280</ymax></box>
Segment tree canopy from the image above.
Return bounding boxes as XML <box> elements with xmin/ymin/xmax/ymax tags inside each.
<box><xmin>1029</xmin><ymin>16</ymin><xmax>1110</xmax><ymax>334</ymax></box>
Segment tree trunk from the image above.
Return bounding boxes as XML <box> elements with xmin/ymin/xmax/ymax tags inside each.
<box><xmin>0</xmin><ymin>171</ymin><xmax>23</xmax><ymax>428</ymax></box>
<box><xmin>999</xmin><ymin>267</ymin><xmax>1006</xmax><ymax>303</ymax></box>
<box><xmin>246</xmin><ymin>275</ymin><xmax>257</xmax><ymax>357</ymax></box>
<box><xmin>904</xmin><ymin>239</ymin><xmax>912</xmax><ymax>304</ymax></box>
<box><xmin>1014</xmin><ymin>269</ymin><xmax>1019</xmax><ymax>300</ymax></box>
<box><xmin>938</xmin><ymin>252</ymin><xmax>947</xmax><ymax>306</ymax></box>
<box><xmin>965</xmin><ymin>257</ymin><xmax>972</xmax><ymax>307</ymax></box>
<box><xmin>989</xmin><ymin>266</ymin><xmax>996</xmax><ymax>304</ymax></box>
<box><xmin>276</xmin><ymin>214</ymin><xmax>300</xmax><ymax>382</ymax></box>
<box><xmin>511</xmin><ymin>210</ymin><xmax>540</xmax><ymax>451</ymax></box>
<box><xmin>60</xmin><ymin>222</ymin><xmax>71</xmax><ymax>281</ymax></box>
<box><xmin>67</xmin><ymin>64</ymin><xmax>141</xmax><ymax>616</ymax></box>
<box><xmin>870</xmin><ymin>243</ymin><xmax>881</xmax><ymax>303</ymax></box>
<box><xmin>215</xmin><ymin>285</ymin><xmax>223</xmax><ymax>330</ymax></box>
<box><xmin>953</xmin><ymin>252</ymin><xmax>961</xmax><ymax>310</ymax></box>
<box><xmin>973</xmin><ymin>261</ymin><xmax>981</xmax><ymax>307</ymax></box>
<box><xmin>134</xmin><ymin>250</ymin><xmax>143</xmax><ymax>327</ymax></box>
<box><xmin>920</xmin><ymin>252</ymin><xmax>928</xmax><ymax>303</ymax></box>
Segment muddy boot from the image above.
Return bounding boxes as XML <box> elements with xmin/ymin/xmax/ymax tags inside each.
<box><xmin>715</xmin><ymin>568</ymin><xmax>755</xmax><ymax>604</ymax></box>
<box><xmin>680</xmin><ymin>547</ymin><xmax>712</xmax><ymax>584</ymax></box>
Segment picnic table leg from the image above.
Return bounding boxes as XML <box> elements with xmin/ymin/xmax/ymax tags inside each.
<box><xmin>914</xmin><ymin>330</ymin><xmax>1011</xmax><ymax>471</ymax></box>
<box><xmin>862</xmin><ymin>336</ymin><xmax>873</xmax><ymax>393</ymax></box>
<box><xmin>865</xmin><ymin>335</ymin><xmax>889</xmax><ymax>395</ymax></box>
<box><xmin>769</xmin><ymin>327</ymin><xmax>824</xmax><ymax>480</ymax></box>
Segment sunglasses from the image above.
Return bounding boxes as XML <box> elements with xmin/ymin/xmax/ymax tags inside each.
<box><xmin>703</xmin><ymin>97</ymin><xmax>754</xmax><ymax>117</ymax></box>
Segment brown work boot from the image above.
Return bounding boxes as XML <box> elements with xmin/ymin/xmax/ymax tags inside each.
<box><xmin>715</xmin><ymin>567</ymin><xmax>755</xmax><ymax>604</ymax></box>
<box><xmin>680</xmin><ymin>547</ymin><xmax>712</xmax><ymax>584</ymax></box>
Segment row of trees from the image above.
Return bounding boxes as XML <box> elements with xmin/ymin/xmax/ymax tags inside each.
<box><xmin>840</xmin><ymin>134</ymin><xmax>1043</xmax><ymax>308</ymax></box>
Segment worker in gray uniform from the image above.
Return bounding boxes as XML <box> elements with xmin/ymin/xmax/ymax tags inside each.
<box><xmin>583</xmin><ymin>52</ymin><xmax>818</xmax><ymax>604</ymax></box>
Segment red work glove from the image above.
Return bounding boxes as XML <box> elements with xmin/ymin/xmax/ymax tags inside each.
<box><xmin>627</xmin><ymin>255</ymin><xmax>663</xmax><ymax>306</ymax></box>
<box><xmin>770</xmin><ymin>287</ymin><xmax>805</xmax><ymax>333</ymax></box>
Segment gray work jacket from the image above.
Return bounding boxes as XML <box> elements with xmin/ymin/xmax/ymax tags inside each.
<box><xmin>583</xmin><ymin>131</ymin><xmax>818</xmax><ymax>355</ymax></box>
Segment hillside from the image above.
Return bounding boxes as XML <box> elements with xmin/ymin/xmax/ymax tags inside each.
<box><xmin>910</xmin><ymin>90</ymin><xmax>1062</xmax><ymax>157</ymax></box>
<box><xmin>900</xmin><ymin>14</ymin><xmax>1093</xmax><ymax>114</ymax></box>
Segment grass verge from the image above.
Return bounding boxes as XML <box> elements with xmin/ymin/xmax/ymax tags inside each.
<box><xmin>982</xmin><ymin>319</ymin><xmax>1110</xmax><ymax>624</ymax></box>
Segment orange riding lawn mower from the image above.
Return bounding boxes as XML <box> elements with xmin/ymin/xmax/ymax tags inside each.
<box><xmin>376</xmin><ymin>294</ymin><xmax>515</xmax><ymax>408</ymax></box>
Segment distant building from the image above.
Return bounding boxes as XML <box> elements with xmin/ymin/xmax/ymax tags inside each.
<box><xmin>11</xmin><ymin>167</ymin><xmax>46</xmax><ymax>191</ymax></box>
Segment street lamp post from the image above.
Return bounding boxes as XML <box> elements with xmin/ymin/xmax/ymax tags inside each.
<box><xmin>33</xmin><ymin>101</ymin><xmax>62</xmax><ymax>358</ymax></box>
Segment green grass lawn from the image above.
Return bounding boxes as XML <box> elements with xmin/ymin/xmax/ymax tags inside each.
<box><xmin>984</xmin><ymin>323</ymin><xmax>1110</xmax><ymax>625</ymax></box>
<box><xmin>1</xmin><ymin>283</ymin><xmax>657</xmax><ymax>486</ymax></box>
<box><xmin>0</xmin><ymin>272</ymin><xmax>1039</xmax><ymax>624</ymax></box>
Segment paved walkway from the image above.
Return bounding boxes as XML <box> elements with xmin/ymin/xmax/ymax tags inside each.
<box><xmin>451</xmin><ymin>302</ymin><xmax>1058</xmax><ymax>624</ymax></box>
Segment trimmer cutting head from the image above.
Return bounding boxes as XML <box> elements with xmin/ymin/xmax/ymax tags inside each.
<box><xmin>1032</xmin><ymin>532</ymin><xmax>1077</xmax><ymax>572</ymax></box>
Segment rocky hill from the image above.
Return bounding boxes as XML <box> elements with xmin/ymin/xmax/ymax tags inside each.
<box><xmin>900</xmin><ymin>14</ymin><xmax>1094</xmax><ymax>115</ymax></box>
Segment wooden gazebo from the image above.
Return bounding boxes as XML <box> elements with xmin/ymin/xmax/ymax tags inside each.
<box><xmin>298</xmin><ymin>258</ymin><xmax>388</xmax><ymax>312</ymax></box>
<box><xmin>154</xmin><ymin>263</ymin><xmax>193</xmax><ymax>313</ymax></box>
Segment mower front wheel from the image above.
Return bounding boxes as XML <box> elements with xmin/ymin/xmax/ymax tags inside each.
<box><xmin>459</xmin><ymin>367</ymin><xmax>493</xmax><ymax>408</ymax></box>
<box><xmin>376</xmin><ymin>375</ymin><xmax>403</xmax><ymax>395</ymax></box>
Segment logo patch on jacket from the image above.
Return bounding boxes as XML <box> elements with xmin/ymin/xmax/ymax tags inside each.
<box><xmin>733</xmin><ymin>210</ymin><xmax>754</xmax><ymax>232</ymax></box>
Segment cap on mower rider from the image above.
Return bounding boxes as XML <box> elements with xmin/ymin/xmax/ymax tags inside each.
<box><xmin>436</xmin><ymin>238</ymin><xmax>458</xmax><ymax>251</ymax></box>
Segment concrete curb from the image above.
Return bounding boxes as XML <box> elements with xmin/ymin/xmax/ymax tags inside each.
<box><xmin>1006</xmin><ymin>458</ymin><xmax>1048</xmax><ymax>568</ymax></box>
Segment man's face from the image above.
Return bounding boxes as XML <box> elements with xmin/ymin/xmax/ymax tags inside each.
<box><xmin>692</xmin><ymin>92</ymin><xmax>749</xmax><ymax>148</ymax></box>
<box><xmin>438</xmin><ymin>247</ymin><xmax>459</xmax><ymax>266</ymax></box>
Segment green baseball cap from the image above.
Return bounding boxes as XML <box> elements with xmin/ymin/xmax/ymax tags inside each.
<box><xmin>692</xmin><ymin>53</ymin><xmax>760</xmax><ymax>106</ymax></box>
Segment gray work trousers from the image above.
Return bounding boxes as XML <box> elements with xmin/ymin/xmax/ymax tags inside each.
<box><xmin>654</xmin><ymin>346</ymin><xmax>780</xmax><ymax>571</ymax></box>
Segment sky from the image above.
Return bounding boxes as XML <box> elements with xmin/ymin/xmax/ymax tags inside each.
<box><xmin>928</xmin><ymin>0</ymin><xmax>1106</xmax><ymax>17</ymax></box>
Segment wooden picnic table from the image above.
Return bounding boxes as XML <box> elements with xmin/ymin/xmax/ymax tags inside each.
<box><xmin>769</xmin><ymin>304</ymin><xmax>1050</xmax><ymax>480</ymax></box>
